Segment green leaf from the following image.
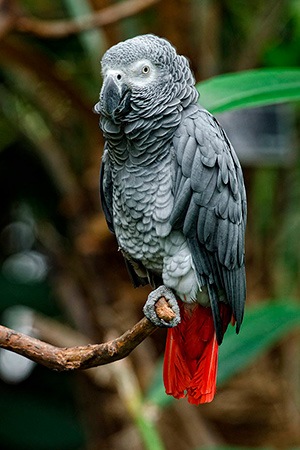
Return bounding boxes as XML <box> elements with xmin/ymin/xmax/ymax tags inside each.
<box><xmin>218</xmin><ymin>300</ymin><xmax>300</xmax><ymax>385</ymax></box>
<box><xmin>196</xmin><ymin>68</ymin><xmax>300</xmax><ymax>113</ymax></box>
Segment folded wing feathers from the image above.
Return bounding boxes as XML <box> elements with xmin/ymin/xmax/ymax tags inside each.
<box><xmin>171</xmin><ymin>108</ymin><xmax>246</xmax><ymax>336</ymax></box>
<box><xmin>169</xmin><ymin>177</ymin><xmax>192</xmax><ymax>229</ymax></box>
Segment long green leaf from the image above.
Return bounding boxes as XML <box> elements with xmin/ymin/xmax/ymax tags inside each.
<box><xmin>218</xmin><ymin>300</ymin><xmax>300</xmax><ymax>385</ymax></box>
<box><xmin>197</xmin><ymin>68</ymin><xmax>300</xmax><ymax>113</ymax></box>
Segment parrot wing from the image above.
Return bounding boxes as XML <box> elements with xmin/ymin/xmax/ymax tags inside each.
<box><xmin>100</xmin><ymin>150</ymin><xmax>114</xmax><ymax>234</ymax></box>
<box><xmin>170</xmin><ymin>106</ymin><xmax>247</xmax><ymax>344</ymax></box>
<box><xmin>100</xmin><ymin>150</ymin><xmax>149</xmax><ymax>287</ymax></box>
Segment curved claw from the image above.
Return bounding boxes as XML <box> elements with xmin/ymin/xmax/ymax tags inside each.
<box><xmin>143</xmin><ymin>286</ymin><xmax>181</xmax><ymax>328</ymax></box>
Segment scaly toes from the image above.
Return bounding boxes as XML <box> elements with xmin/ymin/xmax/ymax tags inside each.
<box><xmin>143</xmin><ymin>285</ymin><xmax>181</xmax><ymax>328</ymax></box>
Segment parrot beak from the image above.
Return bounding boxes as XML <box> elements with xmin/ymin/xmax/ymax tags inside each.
<box><xmin>97</xmin><ymin>75</ymin><xmax>131</xmax><ymax>118</ymax></box>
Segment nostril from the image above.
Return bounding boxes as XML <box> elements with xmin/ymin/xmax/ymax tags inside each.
<box><xmin>116</xmin><ymin>74</ymin><xmax>122</xmax><ymax>81</ymax></box>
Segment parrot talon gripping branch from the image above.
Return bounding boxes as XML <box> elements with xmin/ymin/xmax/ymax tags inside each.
<box><xmin>154</xmin><ymin>296</ymin><xmax>177</xmax><ymax>323</ymax></box>
<box><xmin>144</xmin><ymin>285</ymin><xmax>181</xmax><ymax>328</ymax></box>
<box><xmin>96</xmin><ymin>34</ymin><xmax>247</xmax><ymax>405</ymax></box>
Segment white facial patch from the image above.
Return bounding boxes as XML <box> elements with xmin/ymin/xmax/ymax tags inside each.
<box><xmin>127</xmin><ymin>59</ymin><xmax>158</xmax><ymax>88</ymax></box>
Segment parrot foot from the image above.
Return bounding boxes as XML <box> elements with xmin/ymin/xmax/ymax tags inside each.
<box><xmin>143</xmin><ymin>286</ymin><xmax>181</xmax><ymax>328</ymax></box>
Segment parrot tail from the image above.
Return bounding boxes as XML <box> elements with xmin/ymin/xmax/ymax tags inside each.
<box><xmin>163</xmin><ymin>300</ymin><xmax>231</xmax><ymax>405</ymax></box>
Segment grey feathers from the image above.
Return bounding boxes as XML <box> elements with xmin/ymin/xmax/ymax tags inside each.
<box><xmin>97</xmin><ymin>34</ymin><xmax>246</xmax><ymax>343</ymax></box>
<box><xmin>170</xmin><ymin>108</ymin><xmax>246</xmax><ymax>337</ymax></box>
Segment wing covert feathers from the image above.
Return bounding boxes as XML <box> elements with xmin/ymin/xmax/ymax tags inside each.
<box><xmin>100</xmin><ymin>155</ymin><xmax>114</xmax><ymax>233</ymax></box>
<box><xmin>163</xmin><ymin>300</ymin><xmax>231</xmax><ymax>404</ymax></box>
<box><xmin>171</xmin><ymin>107</ymin><xmax>247</xmax><ymax>337</ymax></box>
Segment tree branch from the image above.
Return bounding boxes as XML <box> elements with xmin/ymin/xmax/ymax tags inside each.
<box><xmin>15</xmin><ymin>0</ymin><xmax>159</xmax><ymax>39</ymax></box>
<box><xmin>0</xmin><ymin>297</ymin><xmax>175</xmax><ymax>371</ymax></box>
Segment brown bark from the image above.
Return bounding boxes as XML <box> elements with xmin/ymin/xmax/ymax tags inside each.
<box><xmin>0</xmin><ymin>297</ymin><xmax>173</xmax><ymax>371</ymax></box>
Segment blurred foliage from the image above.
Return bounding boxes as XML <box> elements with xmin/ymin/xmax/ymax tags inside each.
<box><xmin>0</xmin><ymin>0</ymin><xmax>300</xmax><ymax>450</ymax></box>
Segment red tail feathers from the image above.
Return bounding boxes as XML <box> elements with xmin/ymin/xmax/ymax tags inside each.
<box><xmin>163</xmin><ymin>300</ymin><xmax>231</xmax><ymax>405</ymax></box>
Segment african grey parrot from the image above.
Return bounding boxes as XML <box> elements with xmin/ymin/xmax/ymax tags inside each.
<box><xmin>95</xmin><ymin>34</ymin><xmax>246</xmax><ymax>404</ymax></box>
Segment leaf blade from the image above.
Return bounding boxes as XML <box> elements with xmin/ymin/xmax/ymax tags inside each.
<box><xmin>218</xmin><ymin>300</ymin><xmax>300</xmax><ymax>385</ymax></box>
<box><xmin>197</xmin><ymin>68</ymin><xmax>300</xmax><ymax>113</ymax></box>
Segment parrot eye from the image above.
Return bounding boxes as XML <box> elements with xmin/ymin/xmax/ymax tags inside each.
<box><xmin>142</xmin><ymin>65</ymin><xmax>150</xmax><ymax>74</ymax></box>
<box><xmin>116</xmin><ymin>73</ymin><xmax>122</xmax><ymax>80</ymax></box>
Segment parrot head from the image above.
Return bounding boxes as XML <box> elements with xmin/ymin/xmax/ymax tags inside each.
<box><xmin>95</xmin><ymin>34</ymin><xmax>198</xmax><ymax>122</ymax></box>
